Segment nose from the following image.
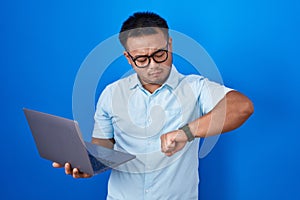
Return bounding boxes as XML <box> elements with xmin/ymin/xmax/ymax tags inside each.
<box><xmin>148</xmin><ymin>57</ymin><xmax>158</xmax><ymax>69</ymax></box>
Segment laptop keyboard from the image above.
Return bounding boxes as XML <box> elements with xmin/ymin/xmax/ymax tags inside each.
<box><xmin>87</xmin><ymin>152</ymin><xmax>117</xmax><ymax>172</ymax></box>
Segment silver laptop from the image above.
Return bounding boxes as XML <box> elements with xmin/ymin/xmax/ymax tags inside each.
<box><xmin>23</xmin><ymin>108</ymin><xmax>135</xmax><ymax>175</ymax></box>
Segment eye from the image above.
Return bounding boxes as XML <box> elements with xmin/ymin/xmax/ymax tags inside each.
<box><xmin>135</xmin><ymin>56</ymin><xmax>148</xmax><ymax>63</ymax></box>
<box><xmin>154</xmin><ymin>50</ymin><xmax>166</xmax><ymax>58</ymax></box>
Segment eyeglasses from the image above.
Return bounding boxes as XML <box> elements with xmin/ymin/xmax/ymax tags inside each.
<box><xmin>127</xmin><ymin>42</ymin><xmax>169</xmax><ymax>68</ymax></box>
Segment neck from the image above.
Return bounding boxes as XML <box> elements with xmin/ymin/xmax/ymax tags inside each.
<box><xmin>143</xmin><ymin>83</ymin><xmax>161</xmax><ymax>94</ymax></box>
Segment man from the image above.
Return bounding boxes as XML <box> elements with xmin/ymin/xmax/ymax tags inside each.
<box><xmin>53</xmin><ymin>12</ymin><xmax>253</xmax><ymax>199</ymax></box>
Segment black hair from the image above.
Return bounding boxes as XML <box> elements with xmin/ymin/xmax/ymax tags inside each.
<box><xmin>119</xmin><ymin>12</ymin><xmax>169</xmax><ymax>49</ymax></box>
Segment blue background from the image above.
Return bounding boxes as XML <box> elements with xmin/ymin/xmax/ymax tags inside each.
<box><xmin>1</xmin><ymin>0</ymin><xmax>299</xmax><ymax>199</ymax></box>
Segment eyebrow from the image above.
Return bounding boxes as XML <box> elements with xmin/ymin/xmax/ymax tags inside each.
<box><xmin>133</xmin><ymin>49</ymin><xmax>166</xmax><ymax>59</ymax></box>
<box><xmin>128</xmin><ymin>43</ymin><xmax>168</xmax><ymax>58</ymax></box>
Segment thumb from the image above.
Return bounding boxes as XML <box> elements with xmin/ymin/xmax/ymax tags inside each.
<box><xmin>167</xmin><ymin>137</ymin><xmax>176</xmax><ymax>148</ymax></box>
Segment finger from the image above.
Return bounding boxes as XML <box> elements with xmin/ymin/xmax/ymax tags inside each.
<box><xmin>163</xmin><ymin>135</ymin><xmax>170</xmax><ymax>153</ymax></box>
<box><xmin>161</xmin><ymin>134</ymin><xmax>175</xmax><ymax>153</ymax></box>
<box><xmin>167</xmin><ymin>138</ymin><xmax>175</xmax><ymax>148</ymax></box>
<box><xmin>166</xmin><ymin>144</ymin><xmax>175</xmax><ymax>153</ymax></box>
<box><xmin>65</xmin><ymin>163</ymin><xmax>72</xmax><ymax>175</ymax></box>
<box><xmin>52</xmin><ymin>162</ymin><xmax>63</xmax><ymax>168</ymax></box>
<box><xmin>73</xmin><ymin>168</ymin><xmax>80</xmax><ymax>178</ymax></box>
<box><xmin>170</xmin><ymin>137</ymin><xmax>175</xmax><ymax>142</ymax></box>
<box><xmin>73</xmin><ymin>168</ymin><xmax>92</xmax><ymax>179</ymax></box>
<box><xmin>165</xmin><ymin>136</ymin><xmax>176</xmax><ymax>152</ymax></box>
<box><xmin>161</xmin><ymin>134</ymin><xmax>166</xmax><ymax>152</ymax></box>
<box><xmin>172</xmin><ymin>130</ymin><xmax>181</xmax><ymax>142</ymax></box>
<box><xmin>165</xmin><ymin>151</ymin><xmax>174</xmax><ymax>157</ymax></box>
<box><xmin>163</xmin><ymin>135</ymin><xmax>168</xmax><ymax>152</ymax></box>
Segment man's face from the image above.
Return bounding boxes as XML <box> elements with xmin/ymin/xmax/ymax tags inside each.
<box><xmin>124</xmin><ymin>31</ymin><xmax>173</xmax><ymax>88</ymax></box>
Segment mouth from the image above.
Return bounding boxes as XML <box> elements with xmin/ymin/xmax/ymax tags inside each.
<box><xmin>149</xmin><ymin>70</ymin><xmax>163</xmax><ymax>77</ymax></box>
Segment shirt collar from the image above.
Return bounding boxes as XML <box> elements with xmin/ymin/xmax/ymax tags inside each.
<box><xmin>128</xmin><ymin>64</ymin><xmax>182</xmax><ymax>90</ymax></box>
<box><xmin>128</xmin><ymin>74</ymin><xmax>141</xmax><ymax>90</ymax></box>
<box><xmin>163</xmin><ymin>64</ymin><xmax>182</xmax><ymax>89</ymax></box>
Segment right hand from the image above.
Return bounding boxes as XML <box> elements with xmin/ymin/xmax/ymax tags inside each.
<box><xmin>52</xmin><ymin>162</ymin><xmax>92</xmax><ymax>179</ymax></box>
<box><xmin>160</xmin><ymin>129</ymin><xmax>188</xmax><ymax>157</ymax></box>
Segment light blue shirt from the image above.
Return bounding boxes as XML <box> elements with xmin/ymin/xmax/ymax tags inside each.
<box><xmin>93</xmin><ymin>65</ymin><xmax>232</xmax><ymax>200</ymax></box>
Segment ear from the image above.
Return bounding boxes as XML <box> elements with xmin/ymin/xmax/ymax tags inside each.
<box><xmin>168</xmin><ymin>37</ymin><xmax>173</xmax><ymax>53</ymax></box>
<box><xmin>123</xmin><ymin>51</ymin><xmax>132</xmax><ymax>65</ymax></box>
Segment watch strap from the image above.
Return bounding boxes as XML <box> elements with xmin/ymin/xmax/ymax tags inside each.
<box><xmin>179</xmin><ymin>124</ymin><xmax>195</xmax><ymax>142</ymax></box>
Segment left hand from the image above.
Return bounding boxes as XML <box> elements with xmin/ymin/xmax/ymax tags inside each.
<box><xmin>160</xmin><ymin>129</ymin><xmax>188</xmax><ymax>156</ymax></box>
<box><xmin>52</xmin><ymin>162</ymin><xmax>92</xmax><ymax>179</ymax></box>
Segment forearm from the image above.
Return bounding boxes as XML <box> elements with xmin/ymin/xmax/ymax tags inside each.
<box><xmin>189</xmin><ymin>91</ymin><xmax>254</xmax><ymax>138</ymax></box>
<box><xmin>91</xmin><ymin>137</ymin><xmax>115</xmax><ymax>149</ymax></box>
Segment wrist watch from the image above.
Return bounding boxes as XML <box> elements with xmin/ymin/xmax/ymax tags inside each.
<box><xmin>179</xmin><ymin>124</ymin><xmax>195</xmax><ymax>142</ymax></box>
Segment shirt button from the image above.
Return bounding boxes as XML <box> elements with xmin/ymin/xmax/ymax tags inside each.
<box><xmin>145</xmin><ymin>189</ymin><xmax>150</xmax><ymax>193</ymax></box>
